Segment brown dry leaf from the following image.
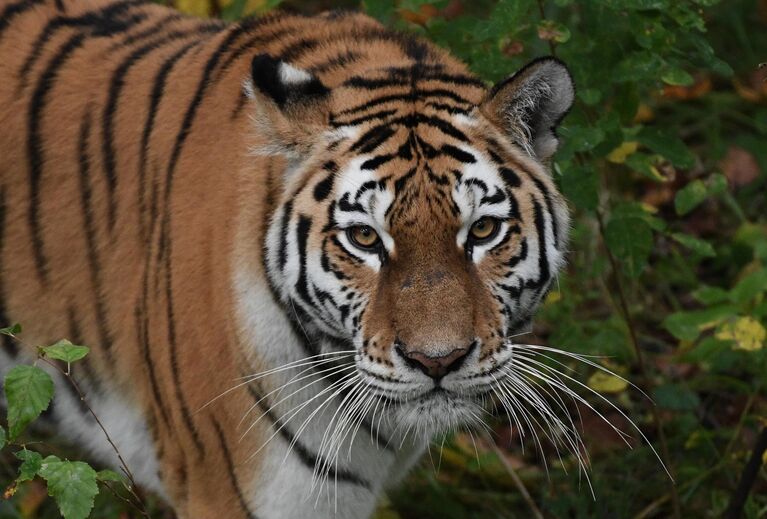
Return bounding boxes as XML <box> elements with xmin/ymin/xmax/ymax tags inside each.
<box><xmin>441</xmin><ymin>0</ymin><xmax>464</xmax><ymax>20</ymax></box>
<box><xmin>19</xmin><ymin>479</ymin><xmax>48</xmax><ymax>516</ymax></box>
<box><xmin>662</xmin><ymin>76</ymin><xmax>712</xmax><ymax>100</ymax></box>
<box><xmin>399</xmin><ymin>4</ymin><xmax>439</xmax><ymax>26</ymax></box>
<box><xmin>501</xmin><ymin>39</ymin><xmax>525</xmax><ymax>58</ymax></box>
<box><xmin>720</xmin><ymin>146</ymin><xmax>761</xmax><ymax>188</ymax></box>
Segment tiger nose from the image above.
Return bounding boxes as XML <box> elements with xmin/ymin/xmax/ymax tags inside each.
<box><xmin>395</xmin><ymin>343</ymin><xmax>473</xmax><ymax>380</ymax></box>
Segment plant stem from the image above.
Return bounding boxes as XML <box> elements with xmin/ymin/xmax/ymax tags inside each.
<box><xmin>724</xmin><ymin>426</ymin><xmax>767</xmax><ymax>519</ymax></box>
<box><xmin>595</xmin><ymin>210</ymin><xmax>682</xmax><ymax>519</ymax></box>
<box><xmin>39</xmin><ymin>357</ymin><xmax>150</xmax><ymax>518</ymax></box>
<box><xmin>488</xmin><ymin>437</ymin><xmax>544</xmax><ymax>519</ymax></box>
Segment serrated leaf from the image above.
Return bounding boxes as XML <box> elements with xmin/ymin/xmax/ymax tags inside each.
<box><xmin>716</xmin><ymin>317</ymin><xmax>766</xmax><ymax>352</ymax></box>
<box><xmin>0</xmin><ymin>426</ymin><xmax>5</xmax><ymax>449</ymax></box>
<box><xmin>670</xmin><ymin>232</ymin><xmax>716</xmax><ymax>257</ymax></box>
<box><xmin>653</xmin><ymin>383</ymin><xmax>700</xmax><ymax>411</ymax></box>
<box><xmin>96</xmin><ymin>469</ymin><xmax>124</xmax><ymax>482</ymax></box>
<box><xmin>0</xmin><ymin>323</ymin><xmax>21</xmax><ymax>336</ymax></box>
<box><xmin>605</xmin><ymin>217</ymin><xmax>653</xmax><ymax>278</ymax></box>
<box><xmin>41</xmin><ymin>340</ymin><xmax>89</xmax><ymax>364</ymax></box>
<box><xmin>4</xmin><ymin>365</ymin><xmax>54</xmax><ymax>440</ymax></box>
<box><xmin>15</xmin><ymin>449</ymin><xmax>43</xmax><ymax>483</ymax></box>
<box><xmin>587</xmin><ymin>371</ymin><xmax>628</xmax><ymax>394</ymax></box>
<box><xmin>38</xmin><ymin>456</ymin><xmax>99</xmax><ymax>519</ymax></box>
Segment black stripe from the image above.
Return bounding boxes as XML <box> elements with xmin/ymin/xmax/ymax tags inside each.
<box><xmin>102</xmin><ymin>25</ymin><xmax>221</xmax><ymax>232</ymax></box>
<box><xmin>0</xmin><ymin>186</ymin><xmax>18</xmax><ymax>357</ymax></box>
<box><xmin>163</xmin><ymin>226</ymin><xmax>206</xmax><ymax>456</ymax></box>
<box><xmin>313</xmin><ymin>174</ymin><xmax>335</xmax><ymax>202</ymax></box>
<box><xmin>349</xmin><ymin>125</ymin><xmax>397</xmax><ymax>153</ymax></box>
<box><xmin>109</xmin><ymin>12</ymin><xmax>183</xmax><ymax>51</ymax></box>
<box><xmin>336</xmin><ymin>89</ymin><xmax>472</xmax><ymax>118</ymax></box>
<box><xmin>20</xmin><ymin>0</ymin><xmax>149</xmax><ymax>86</ymax></box>
<box><xmin>307</xmin><ymin>50</ymin><xmax>361</xmax><ymax>75</ymax></box>
<box><xmin>529</xmin><ymin>176</ymin><xmax>559</xmax><ymax>249</ymax></box>
<box><xmin>277</xmin><ymin>200</ymin><xmax>293</xmax><ymax>271</ymax></box>
<box><xmin>0</xmin><ymin>0</ymin><xmax>45</xmax><ymax>41</ymax></box>
<box><xmin>159</xmin><ymin>23</ymin><xmax>267</xmax><ymax>457</ymax></box>
<box><xmin>138</xmin><ymin>39</ymin><xmax>201</xmax><ymax>242</ymax></box>
<box><xmin>211</xmin><ymin>418</ymin><xmax>259</xmax><ymax>519</ymax></box>
<box><xmin>76</xmin><ymin>108</ymin><xmax>116</xmax><ymax>367</ymax></box>
<box><xmin>245</xmin><ymin>381</ymin><xmax>370</xmax><ymax>488</ymax></box>
<box><xmin>525</xmin><ymin>197</ymin><xmax>551</xmax><ymax>294</ymax></box>
<box><xmin>330</xmin><ymin>108</ymin><xmax>397</xmax><ymax>129</ymax></box>
<box><xmin>134</xmin><ymin>303</ymin><xmax>172</xmax><ymax>428</ymax></box>
<box><xmin>27</xmin><ymin>33</ymin><xmax>86</xmax><ymax>285</ymax></box>
<box><xmin>441</xmin><ymin>143</ymin><xmax>475</xmax><ymax>163</ymax></box>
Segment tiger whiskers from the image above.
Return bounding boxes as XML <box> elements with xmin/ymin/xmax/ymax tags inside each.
<box><xmin>197</xmin><ymin>349</ymin><xmax>357</xmax><ymax>412</ymax></box>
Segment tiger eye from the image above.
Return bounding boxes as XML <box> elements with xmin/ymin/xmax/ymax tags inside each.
<box><xmin>469</xmin><ymin>217</ymin><xmax>499</xmax><ymax>242</ymax></box>
<box><xmin>348</xmin><ymin>225</ymin><xmax>380</xmax><ymax>250</ymax></box>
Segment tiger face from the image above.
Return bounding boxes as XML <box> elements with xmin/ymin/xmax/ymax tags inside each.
<box><xmin>257</xmin><ymin>55</ymin><xmax>574</xmax><ymax>438</ymax></box>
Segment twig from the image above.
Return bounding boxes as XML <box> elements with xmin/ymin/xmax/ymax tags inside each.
<box><xmin>488</xmin><ymin>438</ymin><xmax>545</xmax><ymax>519</ymax></box>
<box><xmin>724</xmin><ymin>426</ymin><xmax>767</xmax><ymax>519</ymax></box>
<box><xmin>38</xmin><ymin>357</ymin><xmax>150</xmax><ymax>517</ymax></box>
<box><xmin>6</xmin><ymin>332</ymin><xmax>150</xmax><ymax>518</ymax></box>
<box><xmin>595</xmin><ymin>210</ymin><xmax>682</xmax><ymax>519</ymax></box>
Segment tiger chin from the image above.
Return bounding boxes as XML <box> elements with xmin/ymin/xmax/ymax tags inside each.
<box><xmin>0</xmin><ymin>1</ymin><xmax>574</xmax><ymax>517</ymax></box>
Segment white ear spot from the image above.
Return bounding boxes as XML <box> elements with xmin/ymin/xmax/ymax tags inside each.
<box><xmin>278</xmin><ymin>62</ymin><xmax>312</xmax><ymax>85</ymax></box>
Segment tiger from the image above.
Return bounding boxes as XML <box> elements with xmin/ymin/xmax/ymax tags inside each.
<box><xmin>0</xmin><ymin>0</ymin><xmax>575</xmax><ymax>517</ymax></box>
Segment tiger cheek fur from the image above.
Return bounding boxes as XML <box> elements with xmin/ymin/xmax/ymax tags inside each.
<box><xmin>0</xmin><ymin>1</ymin><xmax>573</xmax><ymax>517</ymax></box>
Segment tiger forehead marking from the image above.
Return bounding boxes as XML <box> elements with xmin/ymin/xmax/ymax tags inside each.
<box><xmin>0</xmin><ymin>0</ymin><xmax>575</xmax><ymax>516</ymax></box>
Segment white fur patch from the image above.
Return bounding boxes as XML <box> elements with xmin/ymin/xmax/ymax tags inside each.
<box><xmin>278</xmin><ymin>62</ymin><xmax>312</xmax><ymax>85</ymax></box>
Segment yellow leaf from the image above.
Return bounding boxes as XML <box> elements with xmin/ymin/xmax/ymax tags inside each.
<box><xmin>716</xmin><ymin>317</ymin><xmax>766</xmax><ymax>351</ymax></box>
<box><xmin>607</xmin><ymin>141</ymin><xmax>639</xmax><ymax>164</ymax></box>
<box><xmin>545</xmin><ymin>290</ymin><xmax>562</xmax><ymax>305</ymax></box>
<box><xmin>587</xmin><ymin>371</ymin><xmax>628</xmax><ymax>394</ymax></box>
<box><xmin>175</xmin><ymin>0</ymin><xmax>211</xmax><ymax>17</ymax></box>
<box><xmin>763</xmin><ymin>449</ymin><xmax>767</xmax><ymax>466</ymax></box>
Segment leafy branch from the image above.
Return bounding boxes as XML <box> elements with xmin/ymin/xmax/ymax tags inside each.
<box><xmin>0</xmin><ymin>324</ymin><xmax>149</xmax><ymax>519</ymax></box>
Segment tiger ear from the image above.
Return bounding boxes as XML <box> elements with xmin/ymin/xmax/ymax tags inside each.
<box><xmin>480</xmin><ymin>57</ymin><xmax>574</xmax><ymax>161</ymax></box>
<box><xmin>247</xmin><ymin>54</ymin><xmax>331</xmax><ymax>157</ymax></box>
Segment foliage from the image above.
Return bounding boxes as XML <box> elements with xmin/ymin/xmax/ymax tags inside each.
<box><xmin>0</xmin><ymin>331</ymin><xmax>142</xmax><ymax>519</ymax></box>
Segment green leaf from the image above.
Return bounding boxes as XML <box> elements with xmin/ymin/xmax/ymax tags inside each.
<box><xmin>661</xmin><ymin>66</ymin><xmax>694</xmax><ymax>86</ymax></box>
<box><xmin>637</xmin><ymin>128</ymin><xmax>695</xmax><ymax>168</ymax></box>
<box><xmin>652</xmin><ymin>383</ymin><xmax>700</xmax><ymax>411</ymax></box>
<box><xmin>674</xmin><ymin>179</ymin><xmax>707</xmax><ymax>215</ymax></box>
<box><xmin>41</xmin><ymin>340</ymin><xmax>89</xmax><ymax>364</ymax></box>
<box><xmin>0</xmin><ymin>425</ymin><xmax>5</xmax><ymax>449</ymax></box>
<box><xmin>15</xmin><ymin>449</ymin><xmax>43</xmax><ymax>483</ymax></box>
<box><xmin>670</xmin><ymin>233</ymin><xmax>716</xmax><ymax>257</ymax></box>
<box><xmin>693</xmin><ymin>285</ymin><xmax>730</xmax><ymax>305</ymax></box>
<box><xmin>605</xmin><ymin>217</ymin><xmax>653</xmax><ymax>278</ymax></box>
<box><xmin>625</xmin><ymin>152</ymin><xmax>669</xmax><ymax>182</ymax></box>
<box><xmin>38</xmin><ymin>456</ymin><xmax>99</xmax><ymax>519</ymax></box>
<box><xmin>663</xmin><ymin>305</ymin><xmax>738</xmax><ymax>341</ymax></box>
<box><xmin>4</xmin><ymin>365</ymin><xmax>54</xmax><ymax>440</ymax></box>
<box><xmin>728</xmin><ymin>269</ymin><xmax>767</xmax><ymax>304</ymax></box>
<box><xmin>96</xmin><ymin>469</ymin><xmax>124</xmax><ymax>482</ymax></box>
<box><xmin>0</xmin><ymin>323</ymin><xmax>21</xmax><ymax>336</ymax></box>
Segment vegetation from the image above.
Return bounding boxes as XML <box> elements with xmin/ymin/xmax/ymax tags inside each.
<box><xmin>2</xmin><ymin>0</ymin><xmax>766</xmax><ymax>517</ymax></box>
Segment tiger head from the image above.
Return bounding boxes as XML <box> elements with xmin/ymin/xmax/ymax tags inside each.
<box><xmin>252</xmin><ymin>53</ymin><xmax>574</xmax><ymax>438</ymax></box>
